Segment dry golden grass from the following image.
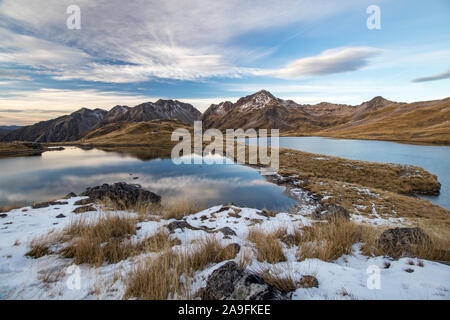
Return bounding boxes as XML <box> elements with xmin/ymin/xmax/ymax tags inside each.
<box><xmin>360</xmin><ymin>227</ymin><xmax>450</xmax><ymax>262</ymax></box>
<box><xmin>25</xmin><ymin>231</ymin><xmax>65</xmax><ymax>259</ymax></box>
<box><xmin>38</xmin><ymin>268</ymin><xmax>65</xmax><ymax>284</ymax></box>
<box><xmin>60</xmin><ymin>214</ymin><xmax>183</xmax><ymax>266</ymax></box>
<box><xmin>254</xmin><ymin>265</ymin><xmax>297</xmax><ymax>294</ymax></box>
<box><xmin>124</xmin><ymin>236</ymin><xmax>238</xmax><ymax>299</ymax></box>
<box><xmin>278</xmin><ymin>148</ymin><xmax>440</xmax><ymax>196</ymax></box>
<box><xmin>314</xmin><ymin>98</ymin><xmax>450</xmax><ymax>145</ymax></box>
<box><xmin>60</xmin><ymin>214</ymin><xmax>138</xmax><ymax>266</ymax></box>
<box><xmin>297</xmin><ymin>217</ymin><xmax>370</xmax><ymax>262</ymax></box>
<box><xmin>157</xmin><ymin>198</ymin><xmax>204</xmax><ymax>220</ymax></box>
<box><xmin>0</xmin><ymin>203</ymin><xmax>23</xmax><ymax>213</ymax></box>
<box><xmin>0</xmin><ymin>142</ymin><xmax>47</xmax><ymax>158</ymax></box>
<box><xmin>247</xmin><ymin>227</ymin><xmax>287</xmax><ymax>263</ymax></box>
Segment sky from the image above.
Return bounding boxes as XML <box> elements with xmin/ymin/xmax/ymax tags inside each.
<box><xmin>0</xmin><ymin>0</ymin><xmax>449</xmax><ymax>125</ymax></box>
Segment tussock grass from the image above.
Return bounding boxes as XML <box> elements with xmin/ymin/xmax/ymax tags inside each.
<box><xmin>247</xmin><ymin>227</ymin><xmax>287</xmax><ymax>263</ymax></box>
<box><xmin>125</xmin><ymin>236</ymin><xmax>238</xmax><ymax>300</ymax></box>
<box><xmin>60</xmin><ymin>214</ymin><xmax>182</xmax><ymax>266</ymax></box>
<box><xmin>25</xmin><ymin>232</ymin><xmax>65</xmax><ymax>259</ymax></box>
<box><xmin>297</xmin><ymin>217</ymin><xmax>369</xmax><ymax>262</ymax></box>
<box><xmin>360</xmin><ymin>229</ymin><xmax>450</xmax><ymax>262</ymax></box>
<box><xmin>158</xmin><ymin>198</ymin><xmax>204</xmax><ymax>220</ymax></box>
<box><xmin>254</xmin><ymin>265</ymin><xmax>297</xmax><ymax>294</ymax></box>
<box><xmin>61</xmin><ymin>214</ymin><xmax>138</xmax><ymax>266</ymax></box>
<box><xmin>100</xmin><ymin>197</ymin><xmax>204</xmax><ymax>221</ymax></box>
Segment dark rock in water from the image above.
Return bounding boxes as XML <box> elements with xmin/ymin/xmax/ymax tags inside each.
<box><xmin>298</xmin><ymin>275</ymin><xmax>319</xmax><ymax>288</ymax></box>
<box><xmin>377</xmin><ymin>227</ymin><xmax>431</xmax><ymax>257</ymax></box>
<box><xmin>63</xmin><ymin>192</ymin><xmax>77</xmax><ymax>199</ymax></box>
<box><xmin>313</xmin><ymin>203</ymin><xmax>350</xmax><ymax>221</ymax></box>
<box><xmin>0</xmin><ymin>214</ymin><xmax>7</xmax><ymax>218</ymax></box>
<box><xmin>132</xmin><ymin>177</ymin><xmax>139</xmax><ymax>180</ymax></box>
<box><xmin>201</xmin><ymin>262</ymin><xmax>287</xmax><ymax>300</ymax></box>
<box><xmin>56</xmin><ymin>214</ymin><xmax>66</xmax><ymax>218</ymax></box>
<box><xmin>32</xmin><ymin>201</ymin><xmax>69</xmax><ymax>209</ymax></box>
<box><xmin>217</xmin><ymin>227</ymin><xmax>237</xmax><ymax>237</ymax></box>
<box><xmin>80</xmin><ymin>182</ymin><xmax>161</xmax><ymax>210</ymax></box>
<box><xmin>73</xmin><ymin>205</ymin><xmax>96</xmax><ymax>214</ymax></box>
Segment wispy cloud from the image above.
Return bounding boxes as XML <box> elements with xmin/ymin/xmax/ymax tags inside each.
<box><xmin>255</xmin><ymin>47</ymin><xmax>383</xmax><ymax>79</ymax></box>
<box><xmin>412</xmin><ymin>69</ymin><xmax>450</xmax><ymax>83</ymax></box>
<box><xmin>0</xmin><ymin>0</ymin><xmax>370</xmax><ymax>83</ymax></box>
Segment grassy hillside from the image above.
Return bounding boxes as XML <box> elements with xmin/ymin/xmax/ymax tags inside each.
<box><xmin>286</xmin><ymin>97</ymin><xmax>450</xmax><ymax>145</ymax></box>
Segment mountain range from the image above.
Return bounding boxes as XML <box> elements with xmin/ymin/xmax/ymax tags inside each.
<box><xmin>1</xmin><ymin>100</ymin><xmax>201</xmax><ymax>143</ymax></box>
<box><xmin>1</xmin><ymin>90</ymin><xmax>449</xmax><ymax>144</ymax></box>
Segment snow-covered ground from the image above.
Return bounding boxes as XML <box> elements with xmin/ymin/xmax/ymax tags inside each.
<box><xmin>0</xmin><ymin>196</ymin><xmax>449</xmax><ymax>300</ymax></box>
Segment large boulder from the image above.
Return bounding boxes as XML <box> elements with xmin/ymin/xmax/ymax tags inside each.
<box><xmin>201</xmin><ymin>262</ymin><xmax>287</xmax><ymax>300</ymax></box>
<box><xmin>377</xmin><ymin>227</ymin><xmax>432</xmax><ymax>257</ymax></box>
<box><xmin>313</xmin><ymin>203</ymin><xmax>350</xmax><ymax>221</ymax></box>
<box><xmin>80</xmin><ymin>182</ymin><xmax>161</xmax><ymax>210</ymax></box>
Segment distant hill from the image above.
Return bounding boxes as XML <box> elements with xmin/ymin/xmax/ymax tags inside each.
<box><xmin>1</xmin><ymin>100</ymin><xmax>201</xmax><ymax>143</ymax></box>
<box><xmin>2</xmin><ymin>91</ymin><xmax>449</xmax><ymax>144</ymax></box>
<box><xmin>81</xmin><ymin>119</ymin><xmax>192</xmax><ymax>145</ymax></box>
<box><xmin>0</xmin><ymin>125</ymin><xmax>22</xmax><ymax>138</ymax></box>
<box><xmin>201</xmin><ymin>90</ymin><xmax>450</xmax><ymax>144</ymax></box>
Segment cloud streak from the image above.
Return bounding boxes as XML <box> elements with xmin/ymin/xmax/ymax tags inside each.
<box><xmin>412</xmin><ymin>69</ymin><xmax>450</xmax><ymax>83</ymax></box>
<box><xmin>256</xmin><ymin>47</ymin><xmax>383</xmax><ymax>79</ymax></box>
<box><xmin>0</xmin><ymin>0</ymin><xmax>371</xmax><ymax>83</ymax></box>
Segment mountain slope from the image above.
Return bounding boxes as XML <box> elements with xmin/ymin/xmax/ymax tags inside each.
<box><xmin>80</xmin><ymin>119</ymin><xmax>192</xmax><ymax>145</ymax></box>
<box><xmin>313</xmin><ymin>97</ymin><xmax>450</xmax><ymax>144</ymax></box>
<box><xmin>1</xmin><ymin>108</ymin><xmax>107</xmax><ymax>142</ymax></box>
<box><xmin>115</xmin><ymin>99</ymin><xmax>201</xmax><ymax>125</ymax></box>
<box><xmin>202</xmin><ymin>90</ymin><xmax>321</xmax><ymax>131</ymax></box>
<box><xmin>1</xmin><ymin>100</ymin><xmax>201</xmax><ymax>143</ymax></box>
<box><xmin>202</xmin><ymin>90</ymin><xmax>449</xmax><ymax>144</ymax></box>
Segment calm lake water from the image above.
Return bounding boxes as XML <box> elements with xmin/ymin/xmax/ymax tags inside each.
<box><xmin>0</xmin><ymin>147</ymin><xmax>296</xmax><ymax>211</ymax></box>
<box><xmin>244</xmin><ymin>136</ymin><xmax>450</xmax><ymax>210</ymax></box>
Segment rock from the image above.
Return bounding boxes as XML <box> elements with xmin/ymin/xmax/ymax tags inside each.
<box><xmin>80</xmin><ymin>182</ymin><xmax>161</xmax><ymax>210</ymax></box>
<box><xmin>256</xmin><ymin>209</ymin><xmax>276</xmax><ymax>218</ymax></box>
<box><xmin>223</xmin><ymin>243</ymin><xmax>241</xmax><ymax>255</ymax></box>
<box><xmin>63</xmin><ymin>192</ymin><xmax>77</xmax><ymax>199</ymax></box>
<box><xmin>56</xmin><ymin>214</ymin><xmax>66</xmax><ymax>218</ymax></box>
<box><xmin>377</xmin><ymin>227</ymin><xmax>432</xmax><ymax>257</ymax></box>
<box><xmin>32</xmin><ymin>201</ymin><xmax>68</xmax><ymax>209</ymax></box>
<box><xmin>298</xmin><ymin>275</ymin><xmax>319</xmax><ymax>288</ymax></box>
<box><xmin>281</xmin><ymin>234</ymin><xmax>297</xmax><ymax>247</ymax></box>
<box><xmin>0</xmin><ymin>214</ymin><xmax>7</xmax><ymax>218</ymax></box>
<box><xmin>313</xmin><ymin>203</ymin><xmax>350</xmax><ymax>221</ymax></box>
<box><xmin>167</xmin><ymin>220</ymin><xmax>193</xmax><ymax>232</ymax></box>
<box><xmin>74</xmin><ymin>198</ymin><xmax>93</xmax><ymax>206</ymax></box>
<box><xmin>217</xmin><ymin>227</ymin><xmax>237</xmax><ymax>237</ymax></box>
<box><xmin>201</xmin><ymin>262</ymin><xmax>286</xmax><ymax>300</ymax></box>
<box><xmin>73</xmin><ymin>205</ymin><xmax>96</xmax><ymax>214</ymax></box>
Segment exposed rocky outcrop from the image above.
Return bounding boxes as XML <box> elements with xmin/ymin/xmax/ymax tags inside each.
<box><xmin>80</xmin><ymin>182</ymin><xmax>161</xmax><ymax>210</ymax></box>
<box><xmin>377</xmin><ymin>227</ymin><xmax>432</xmax><ymax>257</ymax></box>
<box><xmin>73</xmin><ymin>205</ymin><xmax>97</xmax><ymax>214</ymax></box>
<box><xmin>167</xmin><ymin>219</ymin><xmax>236</xmax><ymax>238</ymax></box>
<box><xmin>32</xmin><ymin>200</ymin><xmax>68</xmax><ymax>209</ymax></box>
<box><xmin>298</xmin><ymin>275</ymin><xmax>319</xmax><ymax>288</ymax></box>
<box><xmin>201</xmin><ymin>262</ymin><xmax>287</xmax><ymax>300</ymax></box>
<box><xmin>313</xmin><ymin>203</ymin><xmax>350</xmax><ymax>221</ymax></box>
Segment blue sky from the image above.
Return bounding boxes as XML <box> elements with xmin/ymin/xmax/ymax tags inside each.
<box><xmin>0</xmin><ymin>0</ymin><xmax>449</xmax><ymax>125</ymax></box>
